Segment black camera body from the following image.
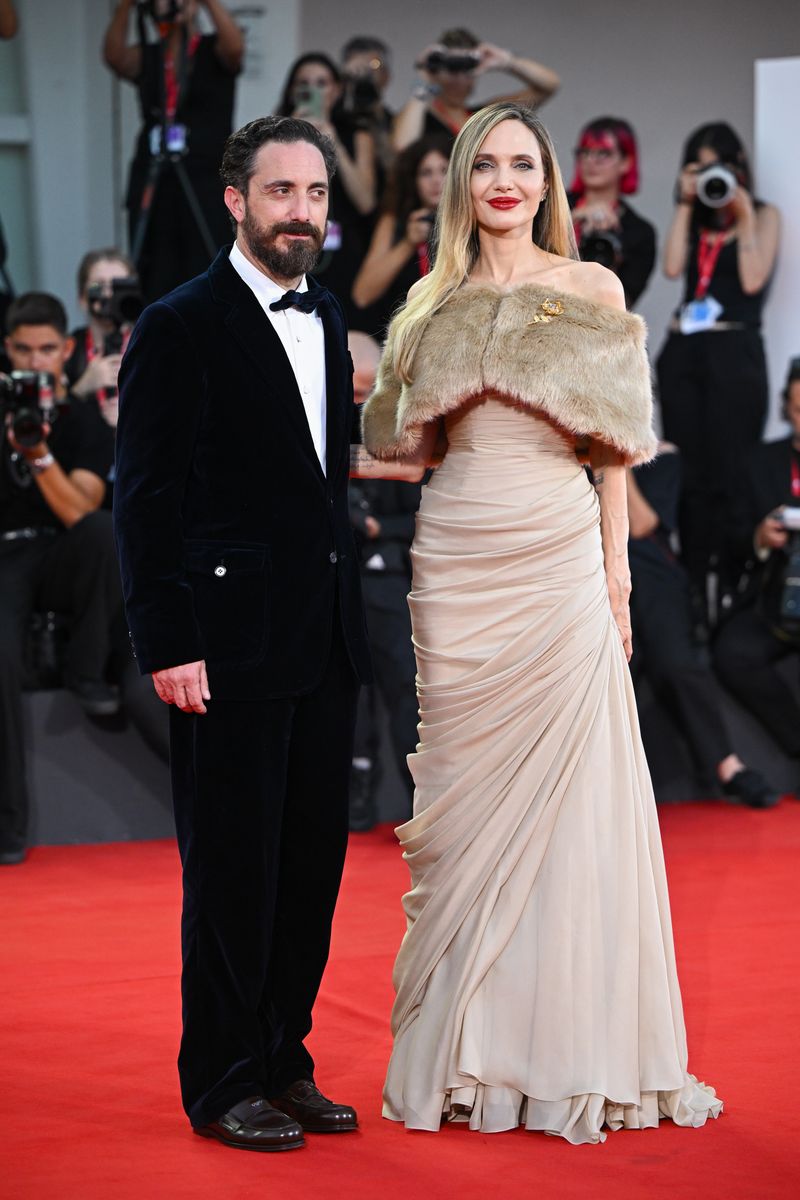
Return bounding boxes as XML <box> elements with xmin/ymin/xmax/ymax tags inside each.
<box><xmin>0</xmin><ymin>371</ymin><xmax>67</xmax><ymax>448</ymax></box>
<box><xmin>342</xmin><ymin>73</ymin><xmax>381</xmax><ymax>117</ymax></box>
<box><xmin>137</xmin><ymin>0</ymin><xmax>184</xmax><ymax>23</ymax></box>
<box><xmin>579</xmin><ymin>230</ymin><xmax>623</xmax><ymax>270</ymax></box>
<box><xmin>86</xmin><ymin>277</ymin><xmax>144</xmax><ymax>355</ymax></box>
<box><xmin>424</xmin><ymin>48</ymin><xmax>481</xmax><ymax>74</ymax></box>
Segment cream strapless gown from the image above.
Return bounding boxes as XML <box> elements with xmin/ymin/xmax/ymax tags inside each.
<box><xmin>382</xmin><ymin>396</ymin><xmax>722</xmax><ymax>1145</ymax></box>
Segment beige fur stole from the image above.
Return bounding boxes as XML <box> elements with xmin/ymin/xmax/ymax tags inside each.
<box><xmin>361</xmin><ymin>281</ymin><xmax>657</xmax><ymax>465</ymax></box>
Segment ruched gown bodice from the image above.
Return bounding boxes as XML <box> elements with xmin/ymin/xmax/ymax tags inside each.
<box><xmin>382</xmin><ymin>396</ymin><xmax>722</xmax><ymax>1144</ymax></box>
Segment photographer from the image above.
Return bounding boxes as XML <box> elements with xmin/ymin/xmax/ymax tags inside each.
<box><xmin>0</xmin><ymin>294</ymin><xmax>120</xmax><ymax>866</ymax></box>
<box><xmin>341</xmin><ymin>36</ymin><xmax>394</xmax><ymax>177</ymax></box>
<box><xmin>712</xmin><ymin>359</ymin><xmax>800</xmax><ymax>764</ymax></box>
<box><xmin>66</xmin><ymin>249</ymin><xmax>141</xmax><ymax>430</ymax></box>
<box><xmin>627</xmin><ymin>447</ymin><xmax>779</xmax><ymax>808</ymax></box>
<box><xmin>656</xmin><ymin>122</ymin><xmax>780</xmax><ymax>631</ymax></box>
<box><xmin>277</xmin><ymin>53</ymin><xmax>377</xmax><ymax>322</ymax></box>
<box><xmin>568</xmin><ymin>117</ymin><xmax>656</xmax><ymax>309</ymax></box>
<box><xmin>352</xmin><ymin>134</ymin><xmax>451</xmax><ymax>337</ymax></box>
<box><xmin>103</xmin><ymin>0</ymin><xmax>243</xmax><ymax>302</ymax></box>
<box><xmin>393</xmin><ymin>28</ymin><xmax>559</xmax><ymax>153</ymax></box>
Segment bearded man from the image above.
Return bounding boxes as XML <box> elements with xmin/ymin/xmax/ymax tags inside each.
<box><xmin>114</xmin><ymin>117</ymin><xmax>371</xmax><ymax>1152</ymax></box>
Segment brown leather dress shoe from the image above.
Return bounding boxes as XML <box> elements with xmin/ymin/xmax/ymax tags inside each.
<box><xmin>194</xmin><ymin>1095</ymin><xmax>305</xmax><ymax>1152</ymax></box>
<box><xmin>271</xmin><ymin>1080</ymin><xmax>358</xmax><ymax>1132</ymax></box>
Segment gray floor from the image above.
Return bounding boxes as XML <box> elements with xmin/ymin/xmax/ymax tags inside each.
<box><xmin>23</xmin><ymin>671</ymin><xmax>798</xmax><ymax>848</ymax></box>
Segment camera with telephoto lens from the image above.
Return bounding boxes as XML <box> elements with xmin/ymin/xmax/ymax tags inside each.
<box><xmin>137</xmin><ymin>0</ymin><xmax>184</xmax><ymax>23</ymax></box>
<box><xmin>424</xmin><ymin>48</ymin><xmax>481</xmax><ymax>74</ymax></box>
<box><xmin>695</xmin><ymin>163</ymin><xmax>738</xmax><ymax>209</ymax></box>
<box><xmin>758</xmin><ymin>509</ymin><xmax>800</xmax><ymax>646</ymax></box>
<box><xmin>0</xmin><ymin>371</ymin><xmax>67</xmax><ymax>448</ymax></box>
<box><xmin>579</xmin><ymin>230</ymin><xmax>623</xmax><ymax>270</ymax></box>
<box><xmin>86</xmin><ymin>277</ymin><xmax>144</xmax><ymax>355</ymax></box>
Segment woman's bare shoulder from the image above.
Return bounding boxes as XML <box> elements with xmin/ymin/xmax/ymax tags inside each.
<box><xmin>549</xmin><ymin>260</ymin><xmax>626</xmax><ymax>311</ymax></box>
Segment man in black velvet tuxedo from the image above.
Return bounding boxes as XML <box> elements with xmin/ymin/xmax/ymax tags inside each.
<box><xmin>114</xmin><ymin>116</ymin><xmax>371</xmax><ymax>1152</ymax></box>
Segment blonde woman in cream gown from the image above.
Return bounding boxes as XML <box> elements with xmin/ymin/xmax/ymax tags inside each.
<box><xmin>356</xmin><ymin>103</ymin><xmax>722</xmax><ymax>1146</ymax></box>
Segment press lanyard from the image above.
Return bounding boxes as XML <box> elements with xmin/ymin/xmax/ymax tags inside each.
<box><xmin>417</xmin><ymin>242</ymin><xmax>430</xmax><ymax>277</ymax></box>
<box><xmin>164</xmin><ymin>32</ymin><xmax>200</xmax><ymax>124</ymax></box>
<box><xmin>694</xmin><ymin>228</ymin><xmax>728</xmax><ymax>300</ymax></box>
<box><xmin>791</xmin><ymin>455</ymin><xmax>800</xmax><ymax>499</ymax></box>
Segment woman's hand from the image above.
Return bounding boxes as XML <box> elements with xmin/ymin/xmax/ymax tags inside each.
<box><xmin>605</xmin><ymin>560</ymin><xmax>633</xmax><ymax>662</ymax></box>
<box><xmin>677</xmin><ymin>161</ymin><xmax>700</xmax><ymax>204</ymax></box>
<box><xmin>404</xmin><ymin>208</ymin><xmax>434</xmax><ymax>246</ymax></box>
<box><xmin>475</xmin><ymin>42</ymin><xmax>512</xmax><ymax>74</ymax></box>
<box><xmin>573</xmin><ymin>200</ymin><xmax>619</xmax><ymax>233</ymax></box>
<box><xmin>729</xmin><ymin>184</ymin><xmax>755</xmax><ymax>226</ymax></box>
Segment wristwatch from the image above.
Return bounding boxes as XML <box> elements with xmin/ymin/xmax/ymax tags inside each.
<box><xmin>29</xmin><ymin>452</ymin><xmax>55</xmax><ymax>476</ymax></box>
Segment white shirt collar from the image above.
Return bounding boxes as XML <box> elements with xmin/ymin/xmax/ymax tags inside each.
<box><xmin>229</xmin><ymin>240</ymin><xmax>308</xmax><ymax>305</ymax></box>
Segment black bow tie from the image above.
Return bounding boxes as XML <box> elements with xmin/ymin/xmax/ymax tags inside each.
<box><xmin>269</xmin><ymin>283</ymin><xmax>329</xmax><ymax>315</ymax></box>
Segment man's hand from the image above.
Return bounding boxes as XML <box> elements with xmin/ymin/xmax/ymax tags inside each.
<box><xmin>152</xmin><ymin>660</ymin><xmax>211</xmax><ymax>714</ymax></box>
<box><xmin>73</xmin><ymin>354</ymin><xmax>123</xmax><ymax>397</ymax></box>
<box><xmin>755</xmin><ymin>513</ymin><xmax>789</xmax><ymax>552</ymax></box>
<box><xmin>6</xmin><ymin>415</ymin><xmax>51</xmax><ymax>460</ymax></box>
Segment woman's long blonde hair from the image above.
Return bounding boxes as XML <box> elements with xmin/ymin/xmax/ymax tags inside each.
<box><xmin>391</xmin><ymin>102</ymin><xmax>578</xmax><ymax>382</ymax></box>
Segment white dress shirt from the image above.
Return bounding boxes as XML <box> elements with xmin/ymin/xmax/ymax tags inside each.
<box><xmin>229</xmin><ymin>241</ymin><xmax>327</xmax><ymax>473</ymax></box>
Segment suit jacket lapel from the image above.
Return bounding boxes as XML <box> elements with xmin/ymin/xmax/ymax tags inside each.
<box><xmin>317</xmin><ymin>286</ymin><xmax>349</xmax><ymax>481</ymax></box>
<box><xmin>209</xmin><ymin>251</ymin><xmax>326</xmax><ymax>482</ymax></box>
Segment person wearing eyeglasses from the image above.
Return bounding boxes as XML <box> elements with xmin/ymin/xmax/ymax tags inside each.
<box><xmin>568</xmin><ymin>117</ymin><xmax>656</xmax><ymax>309</ymax></box>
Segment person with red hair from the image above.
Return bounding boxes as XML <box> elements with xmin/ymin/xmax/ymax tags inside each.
<box><xmin>568</xmin><ymin>117</ymin><xmax>656</xmax><ymax>308</ymax></box>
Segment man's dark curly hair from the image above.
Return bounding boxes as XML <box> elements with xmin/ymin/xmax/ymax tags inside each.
<box><xmin>219</xmin><ymin>115</ymin><xmax>338</xmax><ymax>197</ymax></box>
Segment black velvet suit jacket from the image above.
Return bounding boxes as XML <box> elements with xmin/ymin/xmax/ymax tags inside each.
<box><xmin>114</xmin><ymin>248</ymin><xmax>371</xmax><ymax>700</ymax></box>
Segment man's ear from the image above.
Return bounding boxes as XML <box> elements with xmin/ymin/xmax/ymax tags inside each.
<box><xmin>224</xmin><ymin>185</ymin><xmax>245</xmax><ymax>225</ymax></box>
<box><xmin>62</xmin><ymin>335</ymin><xmax>76</xmax><ymax>363</ymax></box>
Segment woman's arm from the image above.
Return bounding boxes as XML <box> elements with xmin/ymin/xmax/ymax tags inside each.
<box><xmin>592</xmin><ymin>447</ymin><xmax>633</xmax><ymax>661</ymax></box>
<box><xmin>350</xmin><ymin>418</ymin><xmax>441</xmax><ymax>482</ymax></box>
<box><xmin>103</xmin><ymin>0</ymin><xmax>141</xmax><ymax>81</ymax></box>
<box><xmin>333</xmin><ymin>128</ymin><xmax>377</xmax><ymax>216</ymax></box>
<box><xmin>202</xmin><ymin>0</ymin><xmax>245</xmax><ymax>73</ymax></box>
<box><xmin>733</xmin><ymin>196</ymin><xmax>780</xmax><ymax>294</ymax></box>
<box><xmin>478</xmin><ymin>44</ymin><xmax>560</xmax><ymax>106</ymax></box>
<box><xmin>352</xmin><ymin>213</ymin><xmax>417</xmax><ymax>309</ymax></box>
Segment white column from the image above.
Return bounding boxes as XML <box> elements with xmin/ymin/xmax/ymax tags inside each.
<box><xmin>755</xmin><ymin>56</ymin><xmax>800</xmax><ymax>438</ymax></box>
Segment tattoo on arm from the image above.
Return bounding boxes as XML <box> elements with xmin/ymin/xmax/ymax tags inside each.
<box><xmin>350</xmin><ymin>445</ymin><xmax>377</xmax><ymax>474</ymax></box>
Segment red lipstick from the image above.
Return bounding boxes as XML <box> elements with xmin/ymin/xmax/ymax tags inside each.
<box><xmin>488</xmin><ymin>197</ymin><xmax>521</xmax><ymax>210</ymax></box>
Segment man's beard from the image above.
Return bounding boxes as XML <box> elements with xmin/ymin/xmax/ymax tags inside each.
<box><xmin>241</xmin><ymin>208</ymin><xmax>325</xmax><ymax>280</ymax></box>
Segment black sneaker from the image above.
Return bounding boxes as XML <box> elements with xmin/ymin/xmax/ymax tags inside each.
<box><xmin>721</xmin><ymin>768</ymin><xmax>780</xmax><ymax>809</ymax></box>
<box><xmin>0</xmin><ymin>846</ymin><xmax>27</xmax><ymax>865</ymax></box>
<box><xmin>66</xmin><ymin>677</ymin><xmax>121</xmax><ymax>717</ymax></box>
<box><xmin>348</xmin><ymin>765</ymin><xmax>376</xmax><ymax>832</ymax></box>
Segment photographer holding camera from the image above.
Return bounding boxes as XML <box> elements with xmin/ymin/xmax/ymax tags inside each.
<box><xmin>0</xmin><ymin>294</ymin><xmax>120</xmax><ymax>866</ymax></box>
<box><xmin>568</xmin><ymin>117</ymin><xmax>656</xmax><ymax>309</ymax></box>
<box><xmin>656</xmin><ymin>122</ymin><xmax>780</xmax><ymax>633</ymax></box>
<box><xmin>103</xmin><ymin>0</ymin><xmax>243</xmax><ymax>302</ymax></box>
<box><xmin>352</xmin><ymin>134</ymin><xmax>451</xmax><ymax>337</ymax></box>
<box><xmin>393</xmin><ymin>28</ymin><xmax>559</xmax><ymax>153</ymax></box>
<box><xmin>340</xmin><ymin>36</ymin><xmax>395</xmax><ymax>177</ymax></box>
<box><xmin>712</xmin><ymin>358</ymin><xmax>800</xmax><ymax>766</ymax></box>
<box><xmin>67</xmin><ymin>249</ymin><xmax>142</xmax><ymax>430</ymax></box>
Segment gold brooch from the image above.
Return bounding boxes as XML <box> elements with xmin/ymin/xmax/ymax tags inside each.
<box><xmin>528</xmin><ymin>297</ymin><xmax>564</xmax><ymax>324</ymax></box>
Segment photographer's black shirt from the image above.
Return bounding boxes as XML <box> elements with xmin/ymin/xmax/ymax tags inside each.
<box><xmin>0</xmin><ymin>395</ymin><xmax>114</xmax><ymax>534</ymax></box>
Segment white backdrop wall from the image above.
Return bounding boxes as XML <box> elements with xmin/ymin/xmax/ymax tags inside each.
<box><xmin>755</xmin><ymin>57</ymin><xmax>800</xmax><ymax>440</ymax></box>
<box><xmin>301</xmin><ymin>0</ymin><xmax>800</xmax><ymax>424</ymax></box>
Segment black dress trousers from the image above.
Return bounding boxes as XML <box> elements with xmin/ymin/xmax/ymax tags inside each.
<box><xmin>656</xmin><ymin>329</ymin><xmax>768</xmax><ymax>589</ymax></box>
<box><xmin>168</xmin><ymin>618</ymin><xmax>359</xmax><ymax>1128</ymax></box>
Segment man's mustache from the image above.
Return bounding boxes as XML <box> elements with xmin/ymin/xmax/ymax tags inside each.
<box><xmin>270</xmin><ymin>221</ymin><xmax>323</xmax><ymax>241</ymax></box>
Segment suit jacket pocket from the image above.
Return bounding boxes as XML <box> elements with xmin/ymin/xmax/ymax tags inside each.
<box><xmin>185</xmin><ymin>540</ymin><xmax>269</xmax><ymax>669</ymax></box>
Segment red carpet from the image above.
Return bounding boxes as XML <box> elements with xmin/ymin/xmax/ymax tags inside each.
<box><xmin>2</xmin><ymin>802</ymin><xmax>798</xmax><ymax>1200</ymax></box>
